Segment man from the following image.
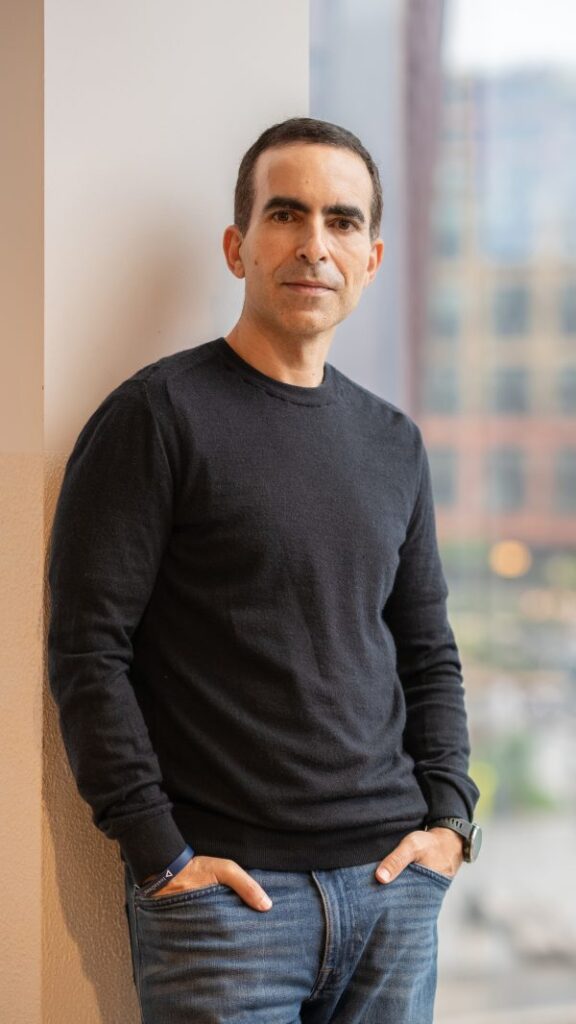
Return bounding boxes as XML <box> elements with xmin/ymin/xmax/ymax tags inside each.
<box><xmin>48</xmin><ymin>117</ymin><xmax>481</xmax><ymax>1023</ymax></box>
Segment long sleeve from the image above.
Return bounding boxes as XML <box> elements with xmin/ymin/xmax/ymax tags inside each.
<box><xmin>383</xmin><ymin>428</ymin><xmax>480</xmax><ymax>822</ymax></box>
<box><xmin>48</xmin><ymin>337</ymin><xmax>480</xmax><ymax>875</ymax></box>
<box><xmin>47</xmin><ymin>379</ymin><xmax>187</xmax><ymax>883</ymax></box>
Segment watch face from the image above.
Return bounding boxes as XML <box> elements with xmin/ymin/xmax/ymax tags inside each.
<box><xmin>469</xmin><ymin>824</ymin><xmax>482</xmax><ymax>861</ymax></box>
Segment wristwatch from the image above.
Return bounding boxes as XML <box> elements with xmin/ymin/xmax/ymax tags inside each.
<box><xmin>424</xmin><ymin>816</ymin><xmax>482</xmax><ymax>862</ymax></box>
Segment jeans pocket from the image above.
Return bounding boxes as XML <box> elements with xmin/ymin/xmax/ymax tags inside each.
<box><xmin>134</xmin><ymin>881</ymin><xmax>229</xmax><ymax>907</ymax></box>
<box><xmin>406</xmin><ymin>862</ymin><xmax>454</xmax><ymax>888</ymax></box>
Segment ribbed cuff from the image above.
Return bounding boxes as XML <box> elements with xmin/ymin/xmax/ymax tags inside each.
<box><xmin>116</xmin><ymin>811</ymin><xmax>188</xmax><ymax>885</ymax></box>
<box><xmin>424</xmin><ymin>792</ymin><xmax>476</xmax><ymax>824</ymax></box>
<box><xmin>420</xmin><ymin>774</ymin><xmax>480</xmax><ymax>824</ymax></box>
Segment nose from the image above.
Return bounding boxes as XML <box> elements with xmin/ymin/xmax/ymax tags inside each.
<box><xmin>295</xmin><ymin>220</ymin><xmax>329</xmax><ymax>263</ymax></box>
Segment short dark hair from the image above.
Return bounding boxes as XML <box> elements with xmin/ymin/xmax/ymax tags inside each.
<box><xmin>234</xmin><ymin>117</ymin><xmax>383</xmax><ymax>242</ymax></box>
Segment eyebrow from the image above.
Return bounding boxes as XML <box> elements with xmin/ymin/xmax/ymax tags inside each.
<box><xmin>262</xmin><ymin>195</ymin><xmax>366</xmax><ymax>225</ymax></box>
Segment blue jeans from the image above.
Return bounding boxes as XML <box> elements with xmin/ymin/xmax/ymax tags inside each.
<box><xmin>124</xmin><ymin>859</ymin><xmax>452</xmax><ymax>1023</ymax></box>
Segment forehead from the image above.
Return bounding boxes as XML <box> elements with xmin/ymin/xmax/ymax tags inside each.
<box><xmin>252</xmin><ymin>143</ymin><xmax>373</xmax><ymax>214</ymax></box>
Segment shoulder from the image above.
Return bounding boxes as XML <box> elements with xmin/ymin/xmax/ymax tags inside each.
<box><xmin>71</xmin><ymin>340</ymin><xmax>223</xmax><ymax>459</ymax></box>
<box><xmin>87</xmin><ymin>338</ymin><xmax>224</xmax><ymax>421</ymax></box>
<box><xmin>117</xmin><ymin>338</ymin><xmax>224</xmax><ymax>403</ymax></box>
<box><xmin>123</xmin><ymin>338</ymin><xmax>222</xmax><ymax>388</ymax></box>
<box><xmin>330</xmin><ymin>362</ymin><xmax>424</xmax><ymax>450</ymax></box>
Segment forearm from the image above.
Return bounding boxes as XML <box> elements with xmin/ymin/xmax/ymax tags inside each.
<box><xmin>47</xmin><ymin>379</ymin><xmax>187</xmax><ymax>881</ymax></box>
<box><xmin>48</xmin><ymin>573</ymin><xmax>187</xmax><ymax>881</ymax></box>
<box><xmin>399</xmin><ymin>622</ymin><xmax>479</xmax><ymax>821</ymax></box>
<box><xmin>383</xmin><ymin>429</ymin><xmax>480</xmax><ymax>822</ymax></box>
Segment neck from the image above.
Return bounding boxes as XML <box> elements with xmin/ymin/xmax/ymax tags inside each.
<box><xmin>224</xmin><ymin>318</ymin><xmax>333</xmax><ymax>388</ymax></box>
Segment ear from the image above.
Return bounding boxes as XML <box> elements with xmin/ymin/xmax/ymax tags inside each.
<box><xmin>364</xmin><ymin>238</ymin><xmax>384</xmax><ymax>287</ymax></box>
<box><xmin>223</xmin><ymin>225</ymin><xmax>245</xmax><ymax>279</ymax></box>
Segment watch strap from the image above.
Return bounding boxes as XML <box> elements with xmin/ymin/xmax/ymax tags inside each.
<box><xmin>424</xmin><ymin>816</ymin><xmax>473</xmax><ymax>840</ymax></box>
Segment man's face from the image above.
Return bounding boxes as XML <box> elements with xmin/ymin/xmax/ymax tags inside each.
<box><xmin>224</xmin><ymin>143</ymin><xmax>384</xmax><ymax>344</ymax></box>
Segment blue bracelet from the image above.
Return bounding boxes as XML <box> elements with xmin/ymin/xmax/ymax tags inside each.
<box><xmin>138</xmin><ymin>844</ymin><xmax>195</xmax><ymax>897</ymax></box>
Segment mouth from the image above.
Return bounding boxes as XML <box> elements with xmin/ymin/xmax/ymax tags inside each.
<box><xmin>282</xmin><ymin>281</ymin><xmax>334</xmax><ymax>294</ymax></box>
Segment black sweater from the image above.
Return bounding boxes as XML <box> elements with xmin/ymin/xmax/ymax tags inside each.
<box><xmin>48</xmin><ymin>337</ymin><xmax>479</xmax><ymax>883</ymax></box>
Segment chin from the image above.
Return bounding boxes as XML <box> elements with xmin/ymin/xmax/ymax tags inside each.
<box><xmin>281</xmin><ymin>313</ymin><xmax>337</xmax><ymax>337</ymax></box>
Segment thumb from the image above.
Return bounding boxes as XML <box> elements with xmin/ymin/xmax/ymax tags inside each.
<box><xmin>375</xmin><ymin>837</ymin><xmax>416</xmax><ymax>884</ymax></box>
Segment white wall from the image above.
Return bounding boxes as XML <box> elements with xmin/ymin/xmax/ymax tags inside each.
<box><xmin>45</xmin><ymin>0</ymin><xmax>310</xmax><ymax>450</ymax></box>
<box><xmin>41</xmin><ymin>2</ymin><xmax>310</xmax><ymax>1021</ymax></box>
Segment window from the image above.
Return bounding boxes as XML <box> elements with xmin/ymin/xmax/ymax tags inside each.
<box><xmin>489</xmin><ymin>367</ymin><xmax>530</xmax><ymax>413</ymax></box>
<box><xmin>432</xmin><ymin>201</ymin><xmax>462</xmax><ymax>258</ymax></box>
<box><xmin>492</xmin><ymin>284</ymin><xmax>531</xmax><ymax>336</ymax></box>
<box><xmin>555</xmin><ymin>448</ymin><xmax>576</xmax><ymax>512</ymax></box>
<box><xmin>428</xmin><ymin>447</ymin><xmax>458</xmax><ymax>506</ymax></box>
<box><xmin>559</xmin><ymin>284</ymin><xmax>576</xmax><ymax>335</ymax></box>
<box><xmin>428</xmin><ymin>286</ymin><xmax>462</xmax><ymax>339</ymax></box>
<box><xmin>437</xmin><ymin>155</ymin><xmax>468</xmax><ymax>195</ymax></box>
<box><xmin>422</xmin><ymin>365</ymin><xmax>459</xmax><ymax>413</ymax></box>
<box><xmin>556</xmin><ymin>367</ymin><xmax>576</xmax><ymax>413</ymax></box>
<box><xmin>311</xmin><ymin>2</ymin><xmax>576</xmax><ymax>1015</ymax></box>
<box><xmin>486</xmin><ymin>447</ymin><xmax>526</xmax><ymax>511</ymax></box>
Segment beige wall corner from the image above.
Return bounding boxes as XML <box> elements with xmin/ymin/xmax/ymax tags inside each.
<box><xmin>0</xmin><ymin>1</ymin><xmax>43</xmax><ymax>1022</ymax></box>
<box><xmin>0</xmin><ymin>457</ymin><xmax>44</xmax><ymax>1024</ymax></box>
<box><xmin>0</xmin><ymin>1</ymin><xmax>43</xmax><ymax>456</ymax></box>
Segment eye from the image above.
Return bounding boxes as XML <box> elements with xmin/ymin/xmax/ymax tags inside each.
<box><xmin>271</xmin><ymin>210</ymin><xmax>294</xmax><ymax>223</ymax></box>
<box><xmin>332</xmin><ymin>218</ymin><xmax>357</xmax><ymax>232</ymax></box>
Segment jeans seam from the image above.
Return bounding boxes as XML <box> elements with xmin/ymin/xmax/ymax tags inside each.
<box><xmin>342</xmin><ymin>865</ymin><xmax>364</xmax><ymax>958</ymax></box>
<box><xmin>306</xmin><ymin>871</ymin><xmax>334</xmax><ymax>1000</ymax></box>
<box><xmin>126</xmin><ymin>877</ymin><xmax>146</xmax><ymax>1023</ymax></box>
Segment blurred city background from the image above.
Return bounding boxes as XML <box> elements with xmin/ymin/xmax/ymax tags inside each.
<box><xmin>311</xmin><ymin>1</ymin><xmax>576</xmax><ymax>1021</ymax></box>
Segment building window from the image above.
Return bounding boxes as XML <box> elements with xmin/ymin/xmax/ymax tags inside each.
<box><xmin>486</xmin><ymin>448</ymin><xmax>525</xmax><ymax>511</ymax></box>
<box><xmin>555</xmin><ymin>448</ymin><xmax>576</xmax><ymax>512</ymax></box>
<box><xmin>422</xmin><ymin>365</ymin><xmax>459</xmax><ymax>413</ymax></box>
<box><xmin>556</xmin><ymin>367</ymin><xmax>576</xmax><ymax>413</ymax></box>
<box><xmin>492</xmin><ymin>284</ymin><xmax>531</xmax><ymax>336</ymax></box>
<box><xmin>432</xmin><ymin>201</ymin><xmax>461</xmax><ymax>258</ymax></box>
<box><xmin>559</xmin><ymin>284</ymin><xmax>576</xmax><ymax>335</ymax></box>
<box><xmin>428</xmin><ymin>447</ymin><xmax>457</xmax><ymax>506</ymax></box>
<box><xmin>437</xmin><ymin>155</ymin><xmax>468</xmax><ymax>196</ymax></box>
<box><xmin>489</xmin><ymin>367</ymin><xmax>530</xmax><ymax>413</ymax></box>
<box><xmin>428</xmin><ymin>286</ymin><xmax>462</xmax><ymax>339</ymax></box>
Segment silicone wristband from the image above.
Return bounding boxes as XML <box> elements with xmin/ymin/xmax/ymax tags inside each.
<box><xmin>137</xmin><ymin>844</ymin><xmax>195</xmax><ymax>897</ymax></box>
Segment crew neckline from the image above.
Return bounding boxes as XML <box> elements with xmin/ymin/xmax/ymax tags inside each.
<box><xmin>215</xmin><ymin>337</ymin><xmax>339</xmax><ymax>407</ymax></box>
